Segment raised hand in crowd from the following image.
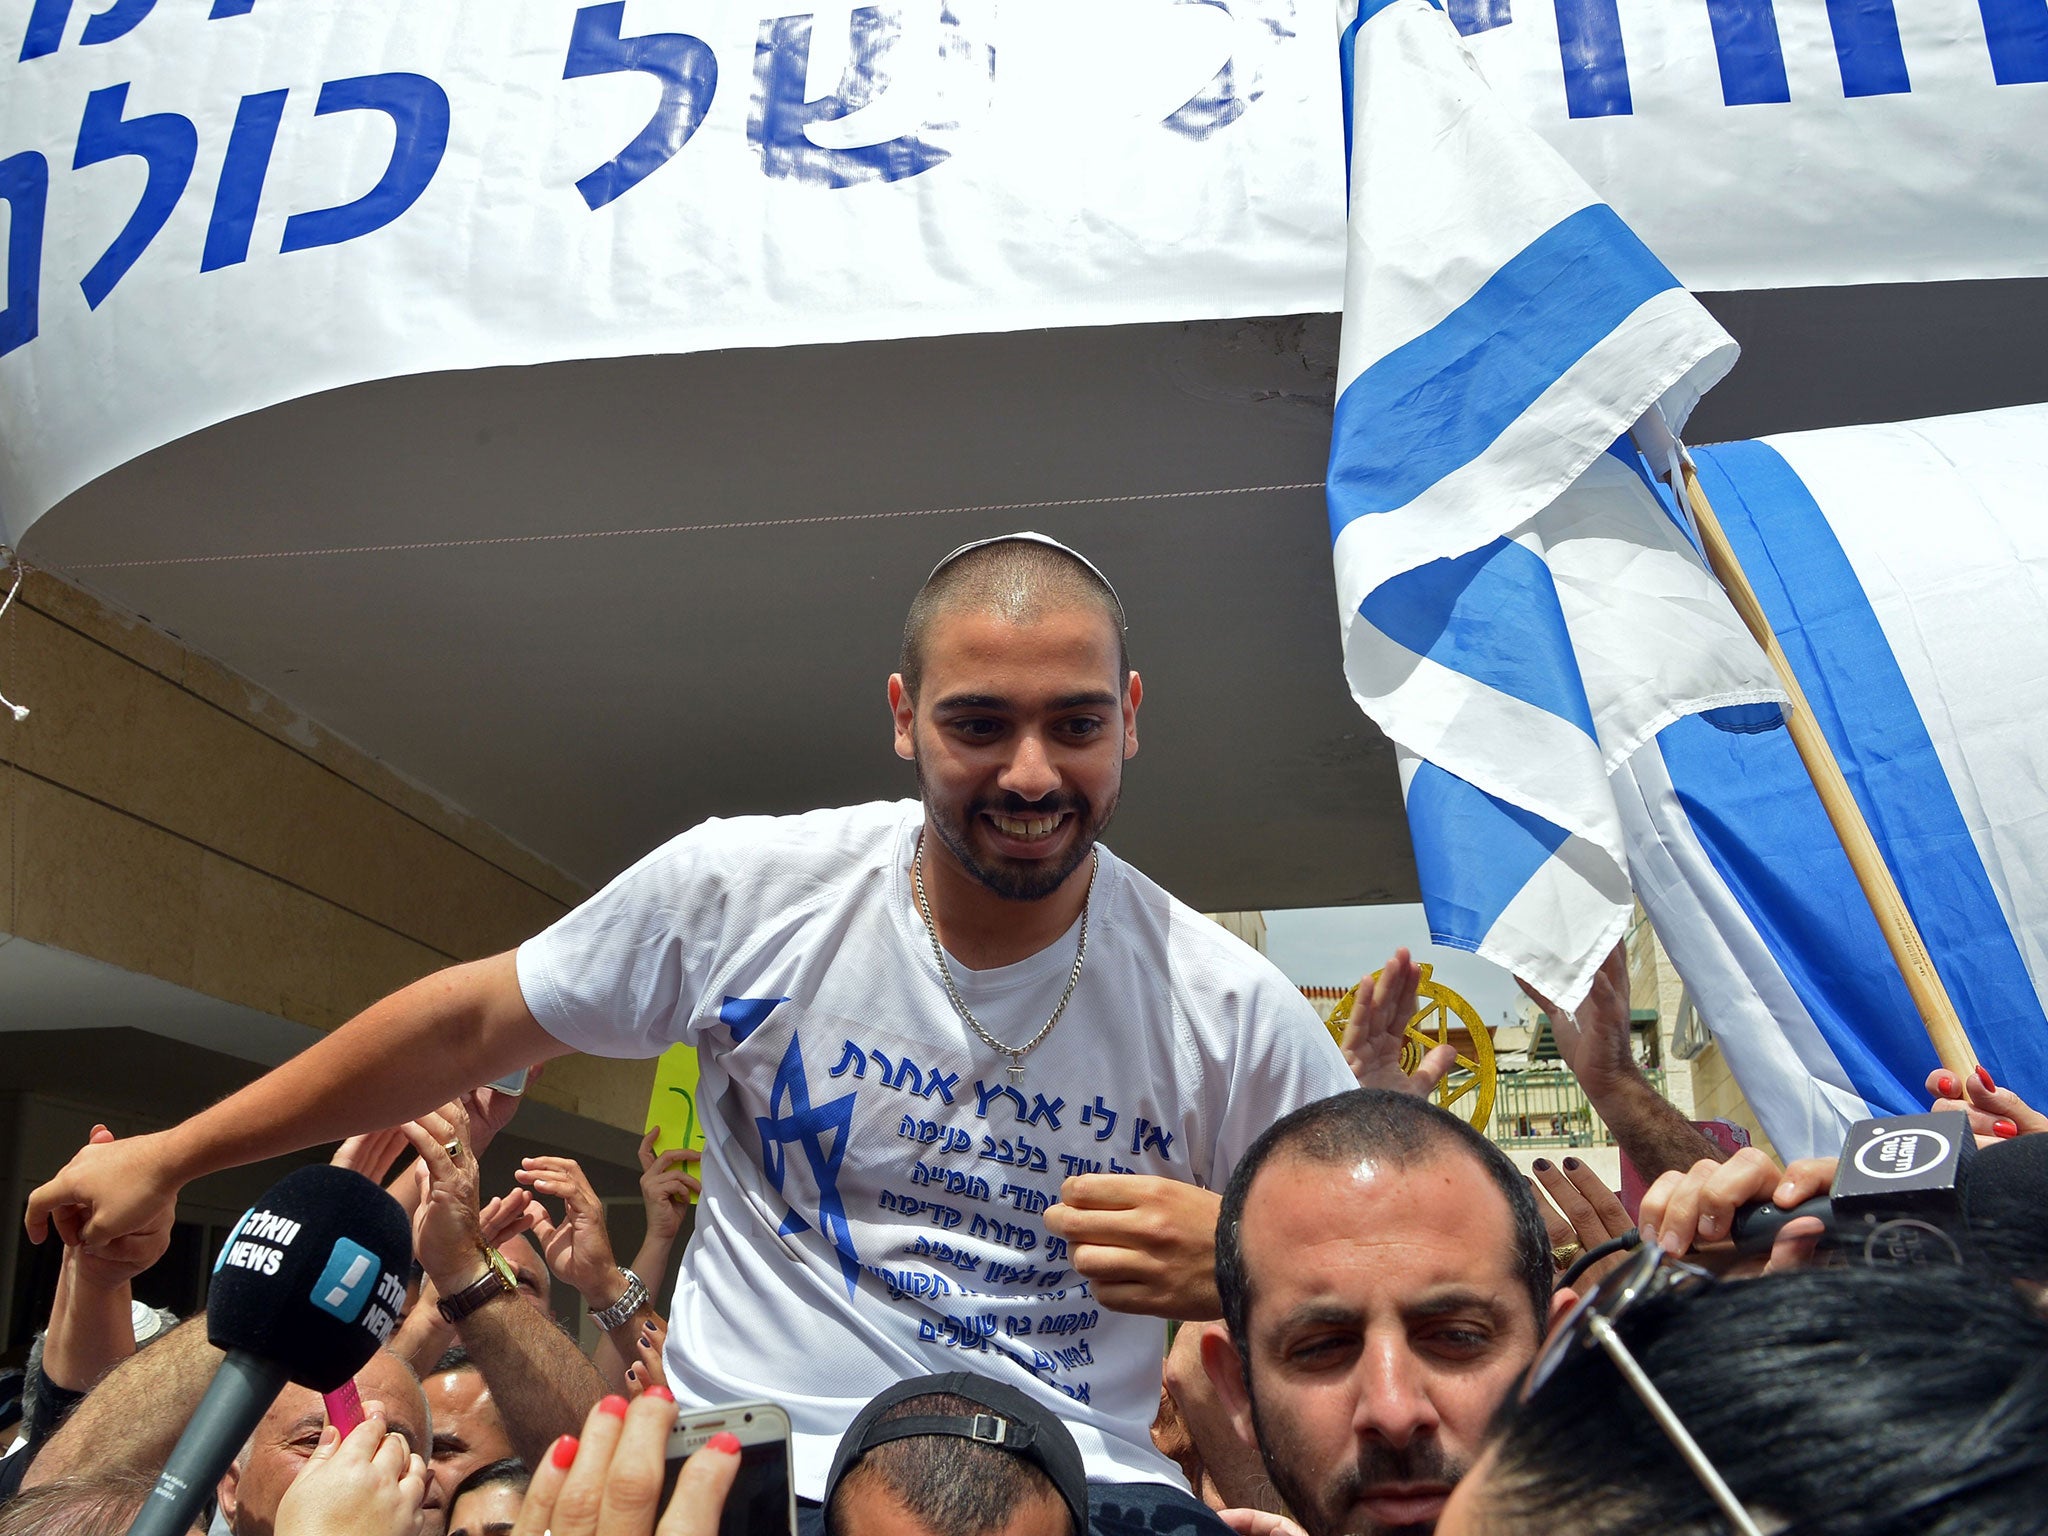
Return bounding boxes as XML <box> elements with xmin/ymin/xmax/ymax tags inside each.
<box><xmin>273</xmin><ymin>1413</ymin><xmax>429</xmax><ymax>1536</ymax></box>
<box><xmin>1927</xmin><ymin>1063</ymin><xmax>2047</xmax><ymax>1139</ymax></box>
<box><xmin>515</xmin><ymin>1157</ymin><xmax>625</xmax><ymax>1308</ymax></box>
<box><xmin>4</xmin><ymin>1127</ymin><xmax>174</xmax><ymax>1486</ymax></box>
<box><xmin>633</xmin><ymin>1128</ymin><xmax>701</xmax><ymax>1273</ymax></box>
<box><xmin>399</xmin><ymin>1112</ymin><xmax>608</xmax><ymax>1468</ymax></box>
<box><xmin>1339</xmin><ymin>948</ymin><xmax>1456</xmax><ymax>1095</ymax></box>
<box><xmin>515</xmin><ymin>1155</ymin><xmax>660</xmax><ymax>1394</ymax></box>
<box><xmin>1636</xmin><ymin>1145</ymin><xmax>1836</xmax><ymax>1269</ymax></box>
<box><xmin>1517</xmin><ymin>942</ymin><xmax>1726</xmax><ymax>1184</ymax></box>
<box><xmin>1528</xmin><ymin>1154</ymin><xmax>1634</xmax><ymax>1288</ymax></box>
<box><xmin>511</xmin><ymin>1395</ymin><xmax>739</xmax><ymax>1536</ymax></box>
<box><xmin>1044</xmin><ymin>1175</ymin><xmax>1224</xmax><ymax>1319</ymax></box>
<box><xmin>42</xmin><ymin>1127</ymin><xmax>170</xmax><ymax>1391</ymax></box>
<box><xmin>622</xmin><ymin>1314</ymin><xmax>670</xmax><ymax>1399</ymax></box>
<box><xmin>331</xmin><ymin>1126</ymin><xmax>413</xmax><ymax>1187</ymax></box>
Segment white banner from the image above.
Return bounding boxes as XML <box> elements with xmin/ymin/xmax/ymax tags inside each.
<box><xmin>3</xmin><ymin>0</ymin><xmax>2044</xmax><ymax>544</ymax></box>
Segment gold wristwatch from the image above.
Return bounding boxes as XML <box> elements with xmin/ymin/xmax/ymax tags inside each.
<box><xmin>438</xmin><ymin>1245</ymin><xmax>518</xmax><ymax>1324</ymax></box>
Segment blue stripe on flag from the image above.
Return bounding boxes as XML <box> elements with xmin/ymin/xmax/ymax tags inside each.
<box><xmin>1659</xmin><ymin>711</ymin><xmax>1931</xmax><ymax>1115</ymax></box>
<box><xmin>1358</xmin><ymin>537</ymin><xmax>1599</xmax><ymax>736</ymax></box>
<box><xmin>1684</xmin><ymin>440</ymin><xmax>2048</xmax><ymax>1096</ymax></box>
<box><xmin>1327</xmin><ymin>204</ymin><xmax>1681</xmax><ymax>537</ymax></box>
<box><xmin>1339</xmin><ymin>11</ymin><xmax>1361</xmax><ymax>179</ymax></box>
<box><xmin>1407</xmin><ymin>760</ymin><xmax>1572</xmax><ymax>949</ymax></box>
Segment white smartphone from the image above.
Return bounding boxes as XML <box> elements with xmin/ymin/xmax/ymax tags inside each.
<box><xmin>662</xmin><ymin>1401</ymin><xmax>796</xmax><ymax>1536</ymax></box>
<box><xmin>487</xmin><ymin>1067</ymin><xmax>529</xmax><ymax>1096</ymax></box>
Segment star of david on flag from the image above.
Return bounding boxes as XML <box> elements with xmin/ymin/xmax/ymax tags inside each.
<box><xmin>1327</xmin><ymin>0</ymin><xmax>1781</xmax><ymax>1009</ymax></box>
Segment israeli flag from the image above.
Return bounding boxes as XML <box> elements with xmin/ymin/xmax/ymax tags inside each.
<box><xmin>1328</xmin><ymin>0</ymin><xmax>1780</xmax><ymax>1008</ymax></box>
<box><xmin>1619</xmin><ymin>405</ymin><xmax>2048</xmax><ymax>1161</ymax></box>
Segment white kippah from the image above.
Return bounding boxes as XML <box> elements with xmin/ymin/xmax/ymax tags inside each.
<box><xmin>925</xmin><ymin>531</ymin><xmax>1126</xmax><ymax>630</ymax></box>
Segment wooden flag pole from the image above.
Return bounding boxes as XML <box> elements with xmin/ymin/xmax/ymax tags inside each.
<box><xmin>1679</xmin><ymin>462</ymin><xmax>1978</xmax><ymax>1077</ymax></box>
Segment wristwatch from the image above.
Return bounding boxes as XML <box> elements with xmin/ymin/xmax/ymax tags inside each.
<box><xmin>590</xmin><ymin>1268</ymin><xmax>649</xmax><ymax>1332</ymax></box>
<box><xmin>438</xmin><ymin>1246</ymin><xmax>518</xmax><ymax>1324</ymax></box>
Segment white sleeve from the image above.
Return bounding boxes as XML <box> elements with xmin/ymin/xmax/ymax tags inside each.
<box><xmin>515</xmin><ymin>826</ymin><xmax>734</xmax><ymax>1059</ymax></box>
<box><xmin>1210</xmin><ymin>981</ymin><xmax>1359</xmax><ymax>1187</ymax></box>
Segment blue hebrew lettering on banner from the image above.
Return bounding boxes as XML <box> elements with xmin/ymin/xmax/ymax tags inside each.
<box><xmin>563</xmin><ymin>2</ymin><xmax>719</xmax><ymax>211</ymax></box>
<box><xmin>19</xmin><ymin>0</ymin><xmax>250</xmax><ymax>62</ymax></box>
<box><xmin>1553</xmin><ymin>0</ymin><xmax>1632</xmax><ymax>119</ymax></box>
<box><xmin>72</xmin><ymin>83</ymin><xmax>195</xmax><ymax>309</ymax></box>
<box><xmin>1703</xmin><ymin>0</ymin><xmax>1790</xmax><ymax>107</ymax></box>
<box><xmin>1981</xmin><ymin>0</ymin><xmax>2048</xmax><ymax>84</ymax></box>
<box><xmin>1162</xmin><ymin>0</ymin><xmax>1267</xmax><ymax>140</ymax></box>
<box><xmin>280</xmin><ymin>74</ymin><xmax>450</xmax><ymax>254</ymax></box>
<box><xmin>0</xmin><ymin>150</ymin><xmax>48</xmax><ymax>358</ymax></box>
<box><xmin>756</xmin><ymin>1033</ymin><xmax>862</xmax><ymax>1295</ymax></box>
<box><xmin>202</xmin><ymin>89</ymin><xmax>288</xmax><ymax>272</ymax></box>
<box><xmin>750</xmin><ymin>4</ymin><xmax>987</xmax><ymax>188</ymax></box>
<box><xmin>1825</xmin><ymin>0</ymin><xmax>1910</xmax><ymax>98</ymax></box>
<box><xmin>1448</xmin><ymin>0</ymin><xmax>1512</xmax><ymax>34</ymax></box>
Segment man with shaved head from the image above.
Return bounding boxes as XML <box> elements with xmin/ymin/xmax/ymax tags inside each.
<box><xmin>1203</xmin><ymin>1090</ymin><xmax>1567</xmax><ymax>1536</ymax></box>
<box><xmin>33</xmin><ymin>534</ymin><xmax>1362</xmax><ymax>1535</ymax></box>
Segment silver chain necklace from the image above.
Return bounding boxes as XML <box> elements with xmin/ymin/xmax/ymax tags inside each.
<box><xmin>912</xmin><ymin>834</ymin><xmax>1096</xmax><ymax>1083</ymax></box>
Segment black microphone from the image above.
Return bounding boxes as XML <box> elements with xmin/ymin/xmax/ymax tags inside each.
<box><xmin>127</xmin><ymin>1165</ymin><xmax>411</xmax><ymax>1536</ymax></box>
<box><xmin>1730</xmin><ymin>1111</ymin><xmax>1978</xmax><ymax>1258</ymax></box>
<box><xmin>1959</xmin><ymin>1130</ymin><xmax>2048</xmax><ymax>1283</ymax></box>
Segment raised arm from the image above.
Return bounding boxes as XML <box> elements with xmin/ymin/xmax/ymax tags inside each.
<box><xmin>27</xmin><ymin>953</ymin><xmax>566</xmax><ymax>1256</ymax></box>
<box><xmin>405</xmin><ymin>1113</ymin><xmax>607</xmax><ymax>1468</ymax></box>
<box><xmin>22</xmin><ymin>1313</ymin><xmax>220</xmax><ymax>1486</ymax></box>
<box><xmin>1519</xmin><ymin>944</ymin><xmax>1724</xmax><ymax>1185</ymax></box>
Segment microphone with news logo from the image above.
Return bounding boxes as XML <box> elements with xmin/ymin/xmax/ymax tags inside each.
<box><xmin>1730</xmin><ymin>1110</ymin><xmax>2048</xmax><ymax>1272</ymax></box>
<box><xmin>127</xmin><ymin>1164</ymin><xmax>411</xmax><ymax>1536</ymax></box>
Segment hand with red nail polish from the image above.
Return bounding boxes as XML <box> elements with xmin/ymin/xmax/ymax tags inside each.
<box><xmin>511</xmin><ymin>1391</ymin><xmax>736</xmax><ymax>1536</ymax></box>
<box><xmin>1926</xmin><ymin>1064</ymin><xmax>2048</xmax><ymax>1139</ymax></box>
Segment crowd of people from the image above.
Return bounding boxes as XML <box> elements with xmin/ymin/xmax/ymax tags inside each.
<box><xmin>6</xmin><ymin>533</ymin><xmax>2047</xmax><ymax>1535</ymax></box>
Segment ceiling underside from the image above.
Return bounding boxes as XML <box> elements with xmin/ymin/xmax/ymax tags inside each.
<box><xmin>21</xmin><ymin>276</ymin><xmax>2048</xmax><ymax>911</ymax></box>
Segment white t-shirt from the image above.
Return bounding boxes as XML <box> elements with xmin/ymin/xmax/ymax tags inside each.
<box><xmin>517</xmin><ymin>800</ymin><xmax>1355</xmax><ymax>1498</ymax></box>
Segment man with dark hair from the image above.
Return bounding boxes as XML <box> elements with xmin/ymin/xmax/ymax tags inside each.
<box><xmin>32</xmin><ymin>533</ymin><xmax>1375</xmax><ymax>1535</ymax></box>
<box><xmin>421</xmin><ymin>1349</ymin><xmax>518</xmax><ymax>1512</ymax></box>
<box><xmin>824</xmin><ymin>1373</ymin><xmax>1086</xmax><ymax>1536</ymax></box>
<box><xmin>1202</xmin><ymin>1090</ymin><xmax>1570</xmax><ymax>1536</ymax></box>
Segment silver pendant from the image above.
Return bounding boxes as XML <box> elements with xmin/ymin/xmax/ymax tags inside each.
<box><xmin>1006</xmin><ymin>1057</ymin><xmax>1026</xmax><ymax>1083</ymax></box>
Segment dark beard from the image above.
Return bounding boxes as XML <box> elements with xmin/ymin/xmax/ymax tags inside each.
<box><xmin>913</xmin><ymin>753</ymin><xmax>1116</xmax><ymax>902</ymax></box>
<box><xmin>1250</xmin><ymin>1392</ymin><xmax>1465</xmax><ymax>1536</ymax></box>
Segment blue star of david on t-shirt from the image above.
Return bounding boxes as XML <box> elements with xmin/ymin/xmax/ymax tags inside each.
<box><xmin>756</xmin><ymin>1032</ymin><xmax>862</xmax><ymax>1297</ymax></box>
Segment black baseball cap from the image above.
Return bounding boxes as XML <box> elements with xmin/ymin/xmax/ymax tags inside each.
<box><xmin>823</xmin><ymin>1371</ymin><xmax>1088</xmax><ymax>1532</ymax></box>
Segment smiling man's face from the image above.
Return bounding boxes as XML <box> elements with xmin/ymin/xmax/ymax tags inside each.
<box><xmin>1214</xmin><ymin>1149</ymin><xmax>1554</xmax><ymax>1536</ymax></box>
<box><xmin>891</xmin><ymin>603</ymin><xmax>1137</xmax><ymax>904</ymax></box>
